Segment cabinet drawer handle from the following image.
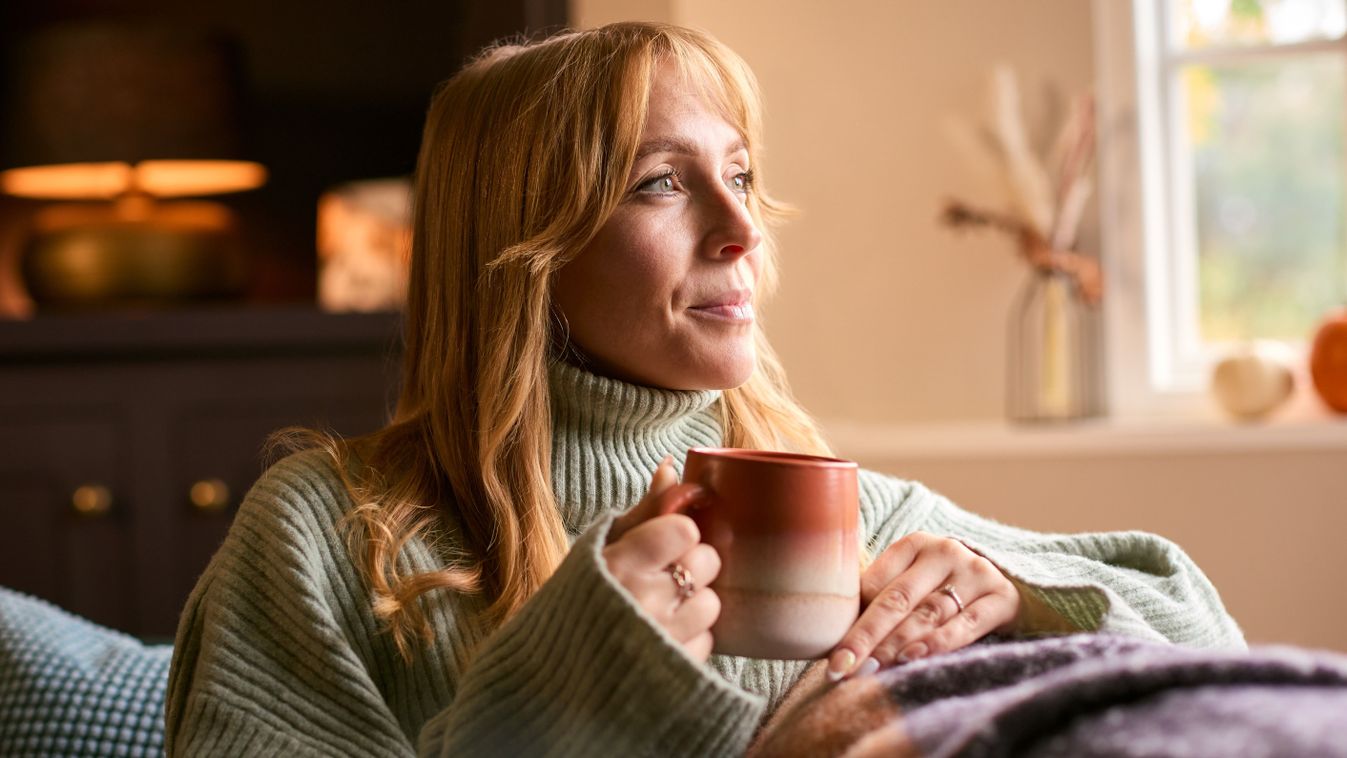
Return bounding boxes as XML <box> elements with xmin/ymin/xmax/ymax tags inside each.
<box><xmin>71</xmin><ymin>484</ymin><xmax>113</xmax><ymax>517</ymax></box>
<box><xmin>190</xmin><ymin>479</ymin><xmax>231</xmax><ymax>512</ymax></box>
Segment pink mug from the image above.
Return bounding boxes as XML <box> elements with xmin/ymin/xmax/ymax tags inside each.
<box><xmin>681</xmin><ymin>447</ymin><xmax>860</xmax><ymax>659</ymax></box>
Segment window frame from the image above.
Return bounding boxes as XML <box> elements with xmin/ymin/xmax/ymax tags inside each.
<box><xmin>1094</xmin><ymin>0</ymin><xmax>1345</xmax><ymax>418</ymax></box>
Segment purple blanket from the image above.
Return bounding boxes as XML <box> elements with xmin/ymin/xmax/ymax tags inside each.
<box><xmin>750</xmin><ymin>634</ymin><xmax>1347</xmax><ymax>757</ymax></box>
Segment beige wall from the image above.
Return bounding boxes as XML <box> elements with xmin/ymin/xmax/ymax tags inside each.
<box><xmin>574</xmin><ymin>0</ymin><xmax>1096</xmax><ymax>424</ymax></box>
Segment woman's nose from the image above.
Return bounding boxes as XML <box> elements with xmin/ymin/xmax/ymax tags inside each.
<box><xmin>704</xmin><ymin>186</ymin><xmax>762</xmax><ymax>259</ymax></box>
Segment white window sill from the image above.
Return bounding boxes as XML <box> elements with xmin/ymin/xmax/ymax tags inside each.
<box><xmin>822</xmin><ymin>391</ymin><xmax>1347</xmax><ymax>460</ymax></box>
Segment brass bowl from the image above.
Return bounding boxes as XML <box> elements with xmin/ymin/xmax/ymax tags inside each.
<box><xmin>20</xmin><ymin>200</ymin><xmax>250</xmax><ymax>309</ymax></box>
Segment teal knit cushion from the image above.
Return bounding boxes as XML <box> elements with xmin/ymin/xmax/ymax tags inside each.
<box><xmin>0</xmin><ymin>588</ymin><xmax>170</xmax><ymax>757</ymax></box>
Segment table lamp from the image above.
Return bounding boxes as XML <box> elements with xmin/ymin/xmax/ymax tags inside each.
<box><xmin>0</xmin><ymin>23</ymin><xmax>267</xmax><ymax>309</ymax></box>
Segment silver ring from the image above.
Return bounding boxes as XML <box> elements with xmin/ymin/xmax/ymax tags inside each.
<box><xmin>938</xmin><ymin>583</ymin><xmax>965</xmax><ymax>614</ymax></box>
<box><xmin>668</xmin><ymin>563</ymin><xmax>696</xmax><ymax>600</ymax></box>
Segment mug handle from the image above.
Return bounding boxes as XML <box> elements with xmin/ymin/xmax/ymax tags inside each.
<box><xmin>656</xmin><ymin>482</ymin><xmax>710</xmax><ymax>517</ymax></box>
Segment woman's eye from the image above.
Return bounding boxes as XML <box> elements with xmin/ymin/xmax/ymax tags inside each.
<box><xmin>636</xmin><ymin>172</ymin><xmax>678</xmax><ymax>194</ymax></box>
<box><xmin>730</xmin><ymin>170</ymin><xmax>755</xmax><ymax>194</ymax></box>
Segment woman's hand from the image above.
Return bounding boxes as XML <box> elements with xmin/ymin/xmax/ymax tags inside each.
<box><xmin>827</xmin><ymin>531</ymin><xmax>1021</xmax><ymax>680</ymax></box>
<box><xmin>603</xmin><ymin>456</ymin><xmax>721</xmax><ymax>663</ymax></box>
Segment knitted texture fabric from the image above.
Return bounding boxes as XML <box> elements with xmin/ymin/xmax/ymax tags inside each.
<box><xmin>890</xmin><ymin>634</ymin><xmax>1347</xmax><ymax>757</ymax></box>
<box><xmin>0</xmin><ymin>588</ymin><xmax>171</xmax><ymax>757</ymax></box>
<box><xmin>166</xmin><ymin>361</ymin><xmax>1247</xmax><ymax>756</ymax></box>
<box><xmin>748</xmin><ymin>633</ymin><xmax>1347</xmax><ymax>757</ymax></box>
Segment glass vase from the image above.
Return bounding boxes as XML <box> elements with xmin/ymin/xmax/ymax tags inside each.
<box><xmin>1007</xmin><ymin>267</ymin><xmax>1103</xmax><ymax>423</ymax></box>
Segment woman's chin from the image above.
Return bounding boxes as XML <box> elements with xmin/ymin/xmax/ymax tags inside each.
<box><xmin>675</xmin><ymin>350</ymin><xmax>756</xmax><ymax>391</ymax></box>
<box><xmin>584</xmin><ymin>339</ymin><xmax>756</xmax><ymax>391</ymax></box>
<box><xmin>711</xmin><ymin>364</ymin><xmax>756</xmax><ymax>391</ymax></box>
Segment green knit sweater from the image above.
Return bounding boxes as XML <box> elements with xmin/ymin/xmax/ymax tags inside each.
<box><xmin>165</xmin><ymin>362</ymin><xmax>1245</xmax><ymax>757</ymax></box>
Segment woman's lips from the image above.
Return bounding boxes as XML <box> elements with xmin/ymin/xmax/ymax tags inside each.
<box><xmin>689</xmin><ymin>302</ymin><xmax>755</xmax><ymax>323</ymax></box>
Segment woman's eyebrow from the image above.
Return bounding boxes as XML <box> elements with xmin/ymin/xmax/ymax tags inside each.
<box><xmin>635</xmin><ymin>136</ymin><xmax>748</xmax><ymax>160</ymax></box>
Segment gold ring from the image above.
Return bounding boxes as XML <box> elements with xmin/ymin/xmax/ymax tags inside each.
<box><xmin>668</xmin><ymin>562</ymin><xmax>696</xmax><ymax>600</ymax></box>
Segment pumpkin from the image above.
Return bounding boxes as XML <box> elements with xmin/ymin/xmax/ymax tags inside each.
<box><xmin>1309</xmin><ymin>307</ymin><xmax>1347</xmax><ymax>413</ymax></box>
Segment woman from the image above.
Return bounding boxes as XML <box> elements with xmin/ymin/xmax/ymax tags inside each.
<box><xmin>165</xmin><ymin>22</ymin><xmax>1244</xmax><ymax>757</ymax></box>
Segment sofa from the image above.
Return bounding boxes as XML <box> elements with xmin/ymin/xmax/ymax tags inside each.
<box><xmin>0</xmin><ymin>588</ymin><xmax>170</xmax><ymax>757</ymax></box>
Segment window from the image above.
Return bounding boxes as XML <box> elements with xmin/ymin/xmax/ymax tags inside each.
<box><xmin>1096</xmin><ymin>0</ymin><xmax>1347</xmax><ymax>415</ymax></box>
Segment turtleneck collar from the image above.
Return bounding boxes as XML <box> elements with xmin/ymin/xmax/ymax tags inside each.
<box><xmin>548</xmin><ymin>359</ymin><xmax>724</xmax><ymax>536</ymax></box>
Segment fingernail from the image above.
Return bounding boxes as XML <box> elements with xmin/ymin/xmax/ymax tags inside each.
<box><xmin>649</xmin><ymin>456</ymin><xmax>678</xmax><ymax>495</ymax></box>
<box><xmin>854</xmin><ymin>656</ymin><xmax>880</xmax><ymax>678</ymax></box>
<box><xmin>897</xmin><ymin>643</ymin><xmax>927</xmax><ymax>663</ymax></box>
<box><xmin>826</xmin><ymin>649</ymin><xmax>856</xmax><ymax>682</ymax></box>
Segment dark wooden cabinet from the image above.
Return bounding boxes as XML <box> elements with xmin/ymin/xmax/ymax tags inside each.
<box><xmin>0</xmin><ymin>306</ymin><xmax>401</xmax><ymax>640</ymax></box>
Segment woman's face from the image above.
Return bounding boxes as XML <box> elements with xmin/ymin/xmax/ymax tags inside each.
<box><xmin>552</xmin><ymin>62</ymin><xmax>764</xmax><ymax>390</ymax></box>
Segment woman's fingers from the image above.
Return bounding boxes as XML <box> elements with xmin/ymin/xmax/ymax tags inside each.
<box><xmin>891</xmin><ymin>594</ymin><xmax>1006</xmax><ymax>664</ymax></box>
<box><xmin>603</xmin><ymin>514</ymin><xmax>722</xmax><ymax>664</ymax></box>
<box><xmin>898</xmin><ymin>556</ymin><xmax>1020</xmax><ymax>661</ymax></box>
<box><xmin>604</xmin><ymin>512</ymin><xmax>700</xmax><ymax>577</ymax></box>
<box><xmin>601</xmin><ymin>454</ymin><xmax>724</xmax><ymax>665</ymax></box>
<box><xmin>683</xmin><ymin>631</ymin><xmax>714</xmax><ymax>663</ymax></box>
<box><xmin>613</xmin><ymin>542</ymin><xmax>721</xmax><ymax>610</ymax></box>
<box><xmin>828</xmin><ymin>552</ymin><xmax>948</xmax><ymax>679</ymax></box>
<box><xmin>859</xmin><ymin>534</ymin><xmax>920</xmax><ymax>605</ymax></box>
<box><xmin>608</xmin><ymin>457</ymin><xmax>704</xmax><ymax>544</ymax></box>
<box><xmin>604</xmin><ymin>522</ymin><xmax>723</xmax><ymax>661</ymax></box>
<box><xmin>681</xmin><ymin>542</ymin><xmax>723</xmax><ymax>591</ymax></box>
<box><xmin>607</xmin><ymin>454</ymin><xmax>676</xmax><ymax>545</ymax></box>
<box><xmin>870</xmin><ymin>576</ymin><xmax>992</xmax><ymax>666</ymax></box>
<box><xmin>666</xmin><ymin>584</ymin><xmax>722</xmax><ymax>646</ymax></box>
<box><xmin>830</xmin><ymin>535</ymin><xmax>1024</xmax><ymax>680</ymax></box>
<box><xmin>612</xmin><ymin>540</ymin><xmax>718</xmax><ymax>596</ymax></box>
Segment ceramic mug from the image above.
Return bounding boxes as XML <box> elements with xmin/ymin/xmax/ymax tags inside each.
<box><xmin>679</xmin><ymin>447</ymin><xmax>860</xmax><ymax>659</ymax></box>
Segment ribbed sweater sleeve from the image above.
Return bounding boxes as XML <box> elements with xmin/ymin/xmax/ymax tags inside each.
<box><xmin>857</xmin><ymin>470</ymin><xmax>1247</xmax><ymax>651</ymax></box>
<box><xmin>166</xmin><ymin>452</ymin><xmax>421</xmax><ymax>757</ymax></box>
<box><xmin>167</xmin><ymin>450</ymin><xmax>765</xmax><ymax>757</ymax></box>
<box><xmin>417</xmin><ymin>513</ymin><xmax>765</xmax><ymax>757</ymax></box>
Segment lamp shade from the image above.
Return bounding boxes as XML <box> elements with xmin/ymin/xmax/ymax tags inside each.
<box><xmin>0</xmin><ymin>23</ymin><xmax>265</xmax><ymax>199</ymax></box>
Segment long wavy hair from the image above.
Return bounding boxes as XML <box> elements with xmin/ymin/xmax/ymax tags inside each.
<box><xmin>274</xmin><ymin>22</ymin><xmax>833</xmax><ymax>661</ymax></box>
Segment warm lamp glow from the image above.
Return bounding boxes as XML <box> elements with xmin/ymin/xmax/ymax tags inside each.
<box><xmin>0</xmin><ymin>163</ymin><xmax>133</xmax><ymax>198</ymax></box>
<box><xmin>136</xmin><ymin>161</ymin><xmax>268</xmax><ymax>197</ymax></box>
<box><xmin>0</xmin><ymin>160</ymin><xmax>267</xmax><ymax>199</ymax></box>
